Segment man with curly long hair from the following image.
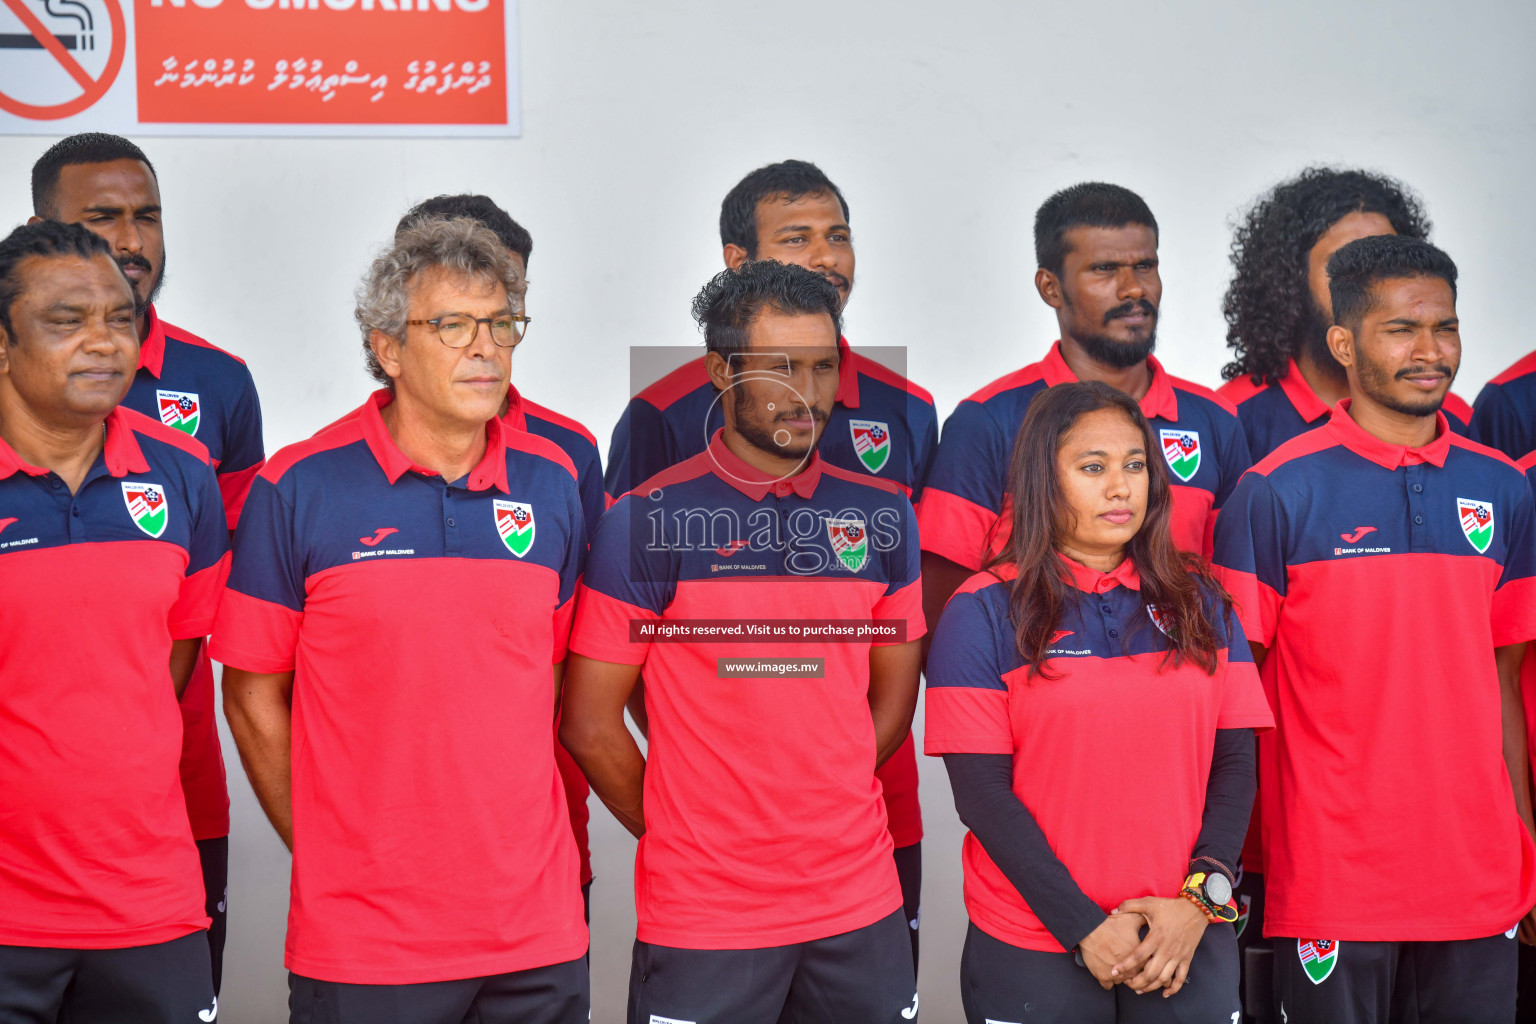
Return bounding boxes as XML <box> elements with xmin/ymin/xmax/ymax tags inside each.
<box><xmin>1218</xmin><ymin>168</ymin><xmax>1473</xmax><ymax>462</ymax></box>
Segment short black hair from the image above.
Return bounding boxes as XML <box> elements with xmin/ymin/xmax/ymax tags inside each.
<box><xmin>397</xmin><ymin>194</ymin><xmax>533</xmax><ymax>267</ymax></box>
<box><xmin>1220</xmin><ymin>167</ymin><xmax>1431</xmax><ymax>383</ymax></box>
<box><xmin>719</xmin><ymin>160</ymin><xmax>850</xmax><ymax>256</ymax></box>
<box><xmin>0</xmin><ymin>219</ymin><xmax>120</xmax><ymax>341</ymax></box>
<box><xmin>1034</xmin><ymin>182</ymin><xmax>1158</xmax><ymax>276</ymax></box>
<box><xmin>32</xmin><ymin>134</ymin><xmax>157</xmax><ymax>218</ymax></box>
<box><xmin>1327</xmin><ymin>234</ymin><xmax>1458</xmax><ymax>330</ymax></box>
<box><xmin>691</xmin><ymin>260</ymin><xmax>842</xmax><ymax>359</ymax></box>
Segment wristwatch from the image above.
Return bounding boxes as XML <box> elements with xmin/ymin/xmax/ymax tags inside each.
<box><xmin>1179</xmin><ymin>871</ymin><xmax>1239</xmax><ymax>924</ymax></box>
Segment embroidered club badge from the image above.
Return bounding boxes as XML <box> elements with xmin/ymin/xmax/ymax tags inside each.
<box><xmin>156</xmin><ymin>390</ymin><xmax>201</xmax><ymax>437</ymax></box>
<box><xmin>1159</xmin><ymin>429</ymin><xmax>1201</xmax><ymax>482</ymax></box>
<box><xmin>827</xmin><ymin>517</ymin><xmax>869</xmax><ymax>572</ymax></box>
<box><xmin>849</xmin><ymin>420</ymin><xmax>892</xmax><ymax>474</ymax></box>
<box><xmin>1297</xmin><ymin>939</ymin><xmax>1338</xmax><ymax>984</ymax></box>
<box><xmin>1147</xmin><ymin>604</ymin><xmax>1175</xmax><ymax>638</ymax></box>
<box><xmin>494</xmin><ymin>500</ymin><xmax>535</xmax><ymax>558</ymax></box>
<box><xmin>122</xmin><ymin>482</ymin><xmax>169</xmax><ymax>538</ymax></box>
<box><xmin>1458</xmin><ymin>497</ymin><xmax>1494</xmax><ymax>554</ymax></box>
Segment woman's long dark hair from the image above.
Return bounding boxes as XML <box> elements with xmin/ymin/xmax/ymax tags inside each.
<box><xmin>992</xmin><ymin>381</ymin><xmax>1229</xmax><ymax>677</ymax></box>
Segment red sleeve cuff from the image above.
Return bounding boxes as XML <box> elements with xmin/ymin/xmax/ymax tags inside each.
<box><xmin>917</xmin><ymin>489</ymin><xmax>999</xmax><ymax>572</ymax></box>
<box><xmin>922</xmin><ymin>686</ymin><xmax>1012</xmax><ymax>755</ymax></box>
<box><xmin>1212</xmin><ymin>566</ymin><xmax>1280</xmax><ymax>647</ymax></box>
<box><xmin>1215</xmin><ymin>657</ymin><xmax>1275</xmax><ymax>731</ymax></box>
<box><xmin>210</xmin><ymin>587</ymin><xmax>301</xmax><ymax>673</ymax></box>
<box><xmin>169</xmin><ymin>554</ymin><xmax>230</xmax><ymax>640</ymax></box>
<box><xmin>569</xmin><ymin>586</ymin><xmax>653</xmax><ymax>666</ymax></box>
<box><xmin>872</xmin><ymin>579</ymin><xmax>926</xmax><ymax>645</ymax></box>
<box><xmin>1493</xmin><ymin>576</ymin><xmax>1536</xmax><ymax>648</ymax></box>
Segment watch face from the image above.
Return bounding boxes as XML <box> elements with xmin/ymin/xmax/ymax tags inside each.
<box><xmin>1206</xmin><ymin>872</ymin><xmax>1233</xmax><ymax>905</ymax></box>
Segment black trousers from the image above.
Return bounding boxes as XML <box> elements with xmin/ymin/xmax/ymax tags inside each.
<box><xmin>627</xmin><ymin>909</ymin><xmax>917</xmax><ymax>1024</ymax></box>
<box><xmin>959</xmin><ymin>919</ymin><xmax>1241</xmax><ymax>1024</ymax></box>
<box><xmin>1233</xmin><ymin>864</ymin><xmax>1270</xmax><ymax>1020</ymax></box>
<box><xmin>289</xmin><ymin>954</ymin><xmax>589</xmax><ymax>1024</ymax></box>
<box><xmin>893</xmin><ymin>842</ymin><xmax>922</xmax><ymax>972</ymax></box>
<box><xmin>195</xmin><ymin>836</ymin><xmax>228</xmax><ymax>996</ymax></box>
<box><xmin>1272</xmin><ymin>932</ymin><xmax>1517</xmax><ymax>1024</ymax></box>
<box><xmin>0</xmin><ymin>930</ymin><xmax>214</xmax><ymax>1024</ymax></box>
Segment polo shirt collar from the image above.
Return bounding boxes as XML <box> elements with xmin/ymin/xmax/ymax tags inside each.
<box><xmin>357</xmin><ymin>388</ymin><xmax>511</xmax><ymax>493</ymax></box>
<box><xmin>1325</xmin><ymin>399</ymin><xmax>1450</xmax><ymax>470</ymax></box>
<box><xmin>502</xmin><ymin>383</ymin><xmax>528</xmax><ymax>432</ymax></box>
<box><xmin>1042</xmin><ymin>341</ymin><xmax>1179</xmax><ymax>421</ymax></box>
<box><xmin>1059</xmin><ymin>552</ymin><xmax>1142</xmax><ymax>594</ymax></box>
<box><xmin>834</xmin><ymin>335</ymin><xmax>859</xmax><ymax>408</ymax></box>
<box><xmin>137</xmin><ymin>304</ymin><xmax>166</xmax><ymax>379</ymax></box>
<box><xmin>1277</xmin><ymin>358</ymin><xmax>1331</xmax><ymax>423</ymax></box>
<box><xmin>0</xmin><ymin>406</ymin><xmax>148</xmax><ymax>481</ymax></box>
<box><xmin>705</xmin><ymin>428</ymin><xmax>824</xmax><ymax>500</ymax></box>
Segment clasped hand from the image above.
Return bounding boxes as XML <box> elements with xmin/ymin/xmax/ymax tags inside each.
<box><xmin>1077</xmin><ymin>896</ymin><xmax>1209</xmax><ymax>997</ymax></box>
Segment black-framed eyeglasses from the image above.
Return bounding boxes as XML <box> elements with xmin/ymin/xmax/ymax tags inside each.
<box><xmin>406</xmin><ymin>312</ymin><xmax>530</xmax><ymax>348</ymax></box>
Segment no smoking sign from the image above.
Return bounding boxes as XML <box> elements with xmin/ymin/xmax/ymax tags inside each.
<box><xmin>0</xmin><ymin>0</ymin><xmax>125</xmax><ymax>119</ymax></box>
<box><xmin>0</xmin><ymin>0</ymin><xmax>520</xmax><ymax>135</ymax></box>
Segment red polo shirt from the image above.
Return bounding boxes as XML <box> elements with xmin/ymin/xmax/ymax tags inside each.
<box><xmin>0</xmin><ymin>407</ymin><xmax>227</xmax><ymax>947</ymax></box>
<box><xmin>1213</xmin><ymin>404</ymin><xmax>1536</xmax><ymax>940</ymax></box>
<box><xmin>572</xmin><ymin>432</ymin><xmax>925</xmax><ymax>948</ymax></box>
<box><xmin>925</xmin><ymin>558</ymin><xmax>1271</xmax><ymax>951</ymax></box>
<box><xmin>212</xmin><ymin>392</ymin><xmax>587</xmax><ymax>983</ymax></box>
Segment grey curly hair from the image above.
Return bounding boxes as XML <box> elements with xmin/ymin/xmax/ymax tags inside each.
<box><xmin>355</xmin><ymin>216</ymin><xmax>527</xmax><ymax>386</ymax></box>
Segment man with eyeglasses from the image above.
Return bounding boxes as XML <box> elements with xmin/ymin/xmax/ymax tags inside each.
<box><xmin>30</xmin><ymin>132</ymin><xmax>265</xmax><ymax>996</ymax></box>
<box><xmin>395</xmin><ymin>196</ymin><xmax>606</xmax><ymax>920</ymax></box>
<box><xmin>214</xmin><ymin>218</ymin><xmax>589</xmax><ymax>1023</ymax></box>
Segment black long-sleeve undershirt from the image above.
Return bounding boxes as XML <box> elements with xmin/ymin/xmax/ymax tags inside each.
<box><xmin>943</xmin><ymin>728</ymin><xmax>1255</xmax><ymax>951</ymax></box>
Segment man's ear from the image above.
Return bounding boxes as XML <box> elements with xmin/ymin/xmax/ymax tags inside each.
<box><xmin>25</xmin><ymin>215</ymin><xmax>43</xmax><ymax>226</ymax></box>
<box><xmin>1035</xmin><ymin>268</ymin><xmax>1065</xmax><ymax>310</ymax></box>
<box><xmin>723</xmin><ymin>244</ymin><xmax>750</xmax><ymax>271</ymax></box>
<box><xmin>1326</xmin><ymin>324</ymin><xmax>1356</xmax><ymax>369</ymax></box>
<box><xmin>705</xmin><ymin>350</ymin><xmax>733</xmax><ymax>393</ymax></box>
<box><xmin>370</xmin><ymin>329</ymin><xmax>403</xmax><ymax>382</ymax></box>
<box><xmin>0</xmin><ymin>326</ymin><xmax>11</xmax><ymax>376</ymax></box>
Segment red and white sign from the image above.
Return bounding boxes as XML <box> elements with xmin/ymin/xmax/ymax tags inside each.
<box><xmin>0</xmin><ymin>0</ymin><xmax>519</xmax><ymax>135</ymax></box>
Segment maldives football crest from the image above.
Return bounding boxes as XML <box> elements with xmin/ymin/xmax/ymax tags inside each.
<box><xmin>827</xmin><ymin>517</ymin><xmax>869</xmax><ymax>572</ymax></box>
<box><xmin>849</xmin><ymin>420</ymin><xmax>892</xmax><ymax>474</ymax></box>
<box><xmin>122</xmin><ymin>482</ymin><xmax>169</xmax><ymax>538</ymax></box>
<box><xmin>494</xmin><ymin>500</ymin><xmax>535</xmax><ymax>558</ymax></box>
<box><xmin>1297</xmin><ymin>939</ymin><xmax>1338</xmax><ymax>984</ymax></box>
<box><xmin>156</xmin><ymin>390</ymin><xmax>201</xmax><ymax>437</ymax></box>
<box><xmin>1159</xmin><ymin>429</ymin><xmax>1201</xmax><ymax>482</ymax></box>
<box><xmin>1146</xmin><ymin>604</ymin><xmax>1175</xmax><ymax>638</ymax></box>
<box><xmin>1235</xmin><ymin>895</ymin><xmax>1252</xmax><ymax>938</ymax></box>
<box><xmin>1458</xmin><ymin>497</ymin><xmax>1494</xmax><ymax>553</ymax></box>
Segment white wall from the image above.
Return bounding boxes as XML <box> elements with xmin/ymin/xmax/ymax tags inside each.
<box><xmin>3</xmin><ymin>2</ymin><xmax>1534</xmax><ymax>1020</ymax></box>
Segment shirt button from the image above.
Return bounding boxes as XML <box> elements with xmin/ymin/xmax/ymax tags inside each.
<box><xmin>1108</xmin><ymin>629</ymin><xmax>1120</xmax><ymax>639</ymax></box>
<box><xmin>1101</xmin><ymin>604</ymin><xmax>1113</xmax><ymax>614</ymax></box>
<box><xmin>446</xmin><ymin>517</ymin><xmax>457</xmax><ymax>527</ymax></box>
<box><xmin>1414</xmin><ymin>514</ymin><xmax>1424</xmax><ymax>525</ymax></box>
<box><xmin>1413</xmin><ymin>483</ymin><xmax>1423</xmax><ymax>493</ymax></box>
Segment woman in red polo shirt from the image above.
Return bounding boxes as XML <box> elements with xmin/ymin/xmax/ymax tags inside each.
<box><xmin>925</xmin><ymin>380</ymin><xmax>1272</xmax><ymax>1022</ymax></box>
